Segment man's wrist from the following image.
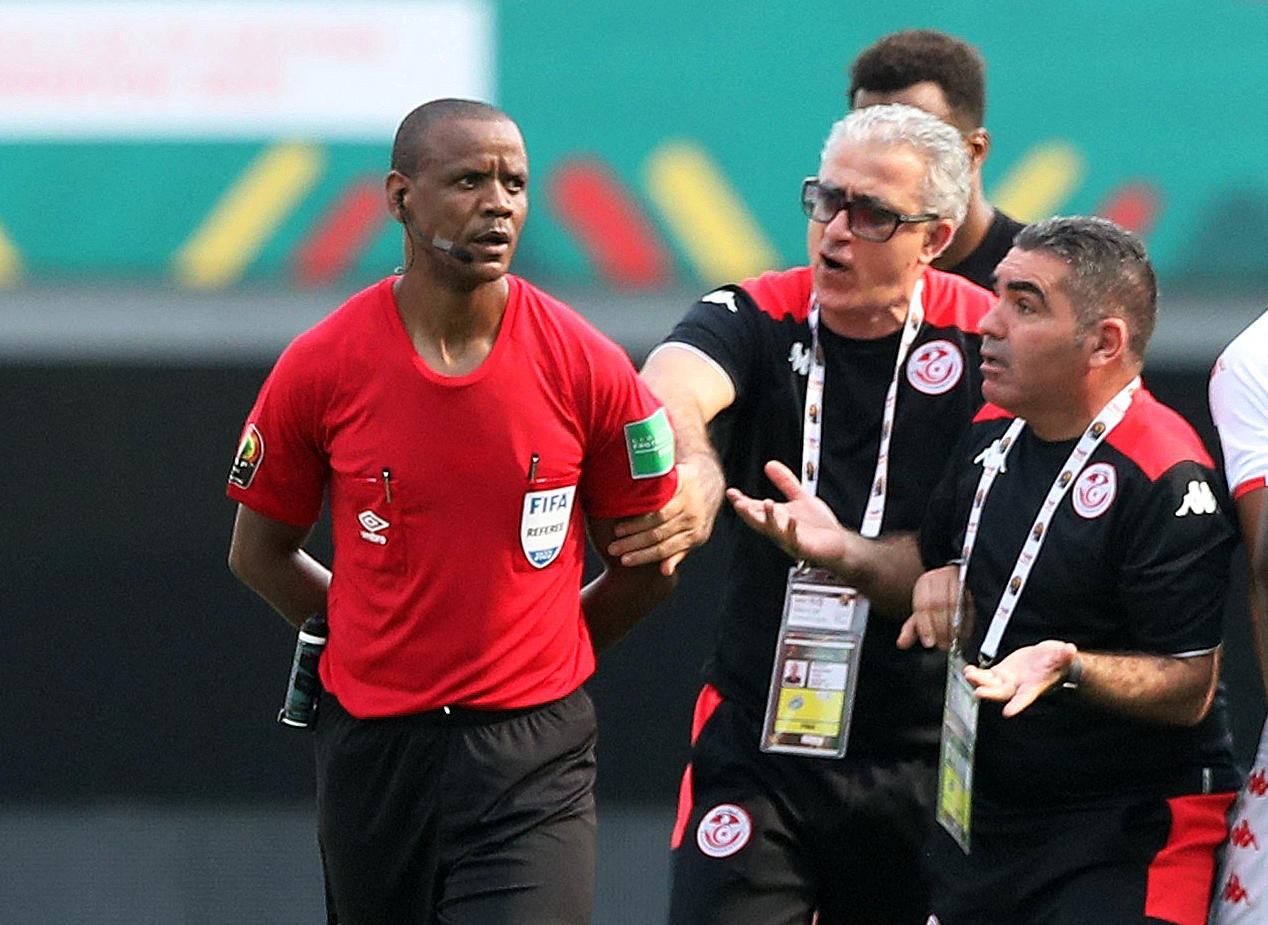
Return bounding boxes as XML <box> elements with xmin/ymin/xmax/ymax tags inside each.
<box><xmin>1061</xmin><ymin>652</ymin><xmax>1084</xmax><ymax>691</ymax></box>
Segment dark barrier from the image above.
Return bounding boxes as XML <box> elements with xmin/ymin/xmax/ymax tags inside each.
<box><xmin>0</xmin><ymin>363</ymin><xmax>1261</xmax><ymax>804</ymax></box>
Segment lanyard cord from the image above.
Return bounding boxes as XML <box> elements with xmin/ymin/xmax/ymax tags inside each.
<box><xmin>800</xmin><ymin>279</ymin><xmax>925</xmax><ymax>541</ymax></box>
<box><xmin>954</xmin><ymin>377</ymin><xmax>1141</xmax><ymax>664</ymax></box>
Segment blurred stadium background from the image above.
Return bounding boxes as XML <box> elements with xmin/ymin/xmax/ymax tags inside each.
<box><xmin>2</xmin><ymin>1</ymin><xmax>1265</xmax><ymax>921</ymax></box>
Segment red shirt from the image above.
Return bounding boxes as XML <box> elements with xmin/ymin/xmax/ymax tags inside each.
<box><xmin>228</xmin><ymin>275</ymin><xmax>677</xmax><ymax>716</ymax></box>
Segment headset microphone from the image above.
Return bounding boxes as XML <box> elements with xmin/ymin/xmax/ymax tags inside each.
<box><xmin>429</xmin><ymin>235</ymin><xmax>476</xmax><ymax>264</ymax></box>
<box><xmin>395</xmin><ymin>192</ymin><xmax>476</xmax><ymax>264</ymax></box>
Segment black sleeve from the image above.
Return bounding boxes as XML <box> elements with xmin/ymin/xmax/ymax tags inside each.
<box><xmin>660</xmin><ymin>285</ymin><xmax>767</xmax><ymax>407</ymax></box>
<box><xmin>919</xmin><ymin>425</ymin><xmax>979</xmax><ymax>569</ymax></box>
<box><xmin>1115</xmin><ymin>460</ymin><xmax>1237</xmax><ymax>654</ymax></box>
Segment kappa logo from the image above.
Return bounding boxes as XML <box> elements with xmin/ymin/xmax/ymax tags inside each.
<box><xmin>1072</xmin><ymin>463</ymin><xmax>1117</xmax><ymax>519</ymax></box>
<box><xmin>906</xmin><ymin>339</ymin><xmax>964</xmax><ymax>395</ymax></box>
<box><xmin>696</xmin><ymin>803</ymin><xmax>752</xmax><ymax>858</ymax></box>
<box><xmin>789</xmin><ymin>342</ymin><xmax>812</xmax><ymax>376</ymax></box>
<box><xmin>1230</xmin><ymin>819</ymin><xmax>1260</xmax><ymax>850</ymax></box>
<box><xmin>357</xmin><ymin>510</ymin><xmax>390</xmax><ymax>545</ymax></box>
<box><xmin>973</xmin><ymin>437</ymin><xmax>1010</xmax><ymax>474</ymax></box>
<box><xmin>1175</xmin><ymin>480</ymin><xmax>1218</xmax><ymax>517</ymax></box>
<box><xmin>1223</xmin><ymin>872</ymin><xmax>1250</xmax><ymax>905</ymax></box>
<box><xmin>701</xmin><ymin>289</ymin><xmax>739</xmax><ymax>312</ymax></box>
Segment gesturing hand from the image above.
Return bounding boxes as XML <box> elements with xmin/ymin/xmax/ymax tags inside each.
<box><xmin>963</xmin><ymin>640</ymin><xmax>1079</xmax><ymax>717</ymax></box>
<box><xmin>726</xmin><ymin>460</ymin><xmax>850</xmax><ymax>570</ymax></box>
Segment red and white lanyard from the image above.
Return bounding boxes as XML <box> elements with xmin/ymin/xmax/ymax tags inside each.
<box><xmin>956</xmin><ymin>377</ymin><xmax>1140</xmax><ymax>665</ymax></box>
<box><xmin>800</xmin><ymin>279</ymin><xmax>925</xmax><ymax>541</ymax></box>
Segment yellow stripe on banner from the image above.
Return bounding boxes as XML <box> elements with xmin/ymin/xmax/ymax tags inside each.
<box><xmin>645</xmin><ymin>141</ymin><xmax>778</xmax><ymax>286</ymax></box>
<box><xmin>174</xmin><ymin>142</ymin><xmax>324</xmax><ymax>289</ymax></box>
<box><xmin>0</xmin><ymin>220</ymin><xmax>22</xmax><ymax>286</ymax></box>
<box><xmin>990</xmin><ymin>142</ymin><xmax>1086</xmax><ymax>223</ymax></box>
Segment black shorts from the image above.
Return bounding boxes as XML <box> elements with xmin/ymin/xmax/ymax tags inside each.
<box><xmin>313</xmin><ymin>686</ymin><xmax>597</xmax><ymax>925</ymax></box>
<box><xmin>924</xmin><ymin>791</ymin><xmax>1236</xmax><ymax>925</ymax></box>
<box><xmin>668</xmin><ymin>685</ymin><xmax>937</xmax><ymax>925</ymax></box>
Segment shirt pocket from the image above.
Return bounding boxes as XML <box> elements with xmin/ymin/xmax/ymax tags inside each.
<box><xmin>514</xmin><ymin>472</ymin><xmax>580</xmax><ymax>572</ymax></box>
<box><xmin>338</xmin><ymin>471</ymin><xmax>410</xmax><ymax>578</ymax></box>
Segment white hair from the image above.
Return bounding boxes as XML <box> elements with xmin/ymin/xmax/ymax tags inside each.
<box><xmin>819</xmin><ymin>103</ymin><xmax>970</xmax><ymax>226</ymax></box>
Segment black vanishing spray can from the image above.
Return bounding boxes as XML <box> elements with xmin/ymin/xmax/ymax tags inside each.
<box><xmin>277</xmin><ymin>615</ymin><xmax>327</xmax><ymax>728</ymax></box>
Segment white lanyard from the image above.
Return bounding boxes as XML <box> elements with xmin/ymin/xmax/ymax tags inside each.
<box><xmin>800</xmin><ymin>279</ymin><xmax>925</xmax><ymax>540</ymax></box>
<box><xmin>956</xmin><ymin>377</ymin><xmax>1141</xmax><ymax>664</ymax></box>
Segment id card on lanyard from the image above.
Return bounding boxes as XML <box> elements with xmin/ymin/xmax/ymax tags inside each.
<box><xmin>761</xmin><ymin>283</ymin><xmax>925</xmax><ymax>758</ymax></box>
<box><xmin>934</xmin><ymin>378</ymin><xmax>1140</xmax><ymax>852</ymax></box>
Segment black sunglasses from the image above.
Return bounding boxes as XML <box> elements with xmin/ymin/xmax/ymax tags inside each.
<box><xmin>801</xmin><ymin>177</ymin><xmax>938</xmax><ymax>243</ymax></box>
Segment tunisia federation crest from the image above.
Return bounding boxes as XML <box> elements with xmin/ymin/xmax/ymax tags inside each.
<box><xmin>696</xmin><ymin>803</ymin><xmax>752</xmax><ymax>858</ymax></box>
<box><xmin>906</xmin><ymin>340</ymin><xmax>964</xmax><ymax>395</ymax></box>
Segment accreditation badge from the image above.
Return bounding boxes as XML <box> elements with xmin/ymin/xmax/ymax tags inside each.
<box><xmin>936</xmin><ymin>649</ymin><xmax>979</xmax><ymax>854</ymax></box>
<box><xmin>760</xmin><ymin>567</ymin><xmax>868</xmax><ymax>758</ymax></box>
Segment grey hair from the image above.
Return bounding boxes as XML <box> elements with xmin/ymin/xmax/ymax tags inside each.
<box><xmin>819</xmin><ymin>103</ymin><xmax>970</xmax><ymax>226</ymax></box>
<box><xmin>1014</xmin><ymin>216</ymin><xmax>1157</xmax><ymax>360</ymax></box>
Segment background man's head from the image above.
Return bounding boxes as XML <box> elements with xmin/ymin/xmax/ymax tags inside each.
<box><xmin>848</xmin><ymin>29</ymin><xmax>987</xmax><ymax>137</ymax></box>
<box><xmin>1013</xmin><ymin>216</ymin><xmax>1157</xmax><ymax>361</ymax></box>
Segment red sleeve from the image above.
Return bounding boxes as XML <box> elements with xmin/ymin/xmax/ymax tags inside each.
<box><xmin>225</xmin><ymin>336</ymin><xmax>329</xmax><ymax>527</ymax></box>
<box><xmin>577</xmin><ymin>336</ymin><xmax>678</xmax><ymax>519</ymax></box>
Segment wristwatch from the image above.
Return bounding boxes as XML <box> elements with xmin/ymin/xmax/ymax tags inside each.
<box><xmin>1061</xmin><ymin>654</ymin><xmax>1084</xmax><ymax>691</ymax></box>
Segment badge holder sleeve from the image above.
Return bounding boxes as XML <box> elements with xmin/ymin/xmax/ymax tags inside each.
<box><xmin>760</xmin><ymin>567</ymin><xmax>868</xmax><ymax>759</ymax></box>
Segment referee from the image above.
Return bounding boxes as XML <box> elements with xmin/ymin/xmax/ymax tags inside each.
<box><xmin>226</xmin><ymin>99</ymin><xmax>678</xmax><ymax>923</ymax></box>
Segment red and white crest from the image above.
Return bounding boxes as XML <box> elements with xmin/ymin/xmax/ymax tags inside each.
<box><xmin>696</xmin><ymin>803</ymin><xmax>752</xmax><ymax>858</ymax></box>
<box><xmin>906</xmin><ymin>340</ymin><xmax>963</xmax><ymax>395</ymax></box>
<box><xmin>1072</xmin><ymin>463</ymin><xmax>1117</xmax><ymax>519</ymax></box>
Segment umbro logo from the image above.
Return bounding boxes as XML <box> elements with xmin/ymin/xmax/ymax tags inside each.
<box><xmin>358</xmin><ymin>510</ymin><xmax>390</xmax><ymax>544</ymax></box>
<box><xmin>1174</xmin><ymin>480</ymin><xmax>1218</xmax><ymax>517</ymax></box>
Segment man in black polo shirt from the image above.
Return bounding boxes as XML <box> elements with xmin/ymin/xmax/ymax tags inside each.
<box><xmin>733</xmin><ymin>216</ymin><xmax>1238</xmax><ymax>925</ymax></box>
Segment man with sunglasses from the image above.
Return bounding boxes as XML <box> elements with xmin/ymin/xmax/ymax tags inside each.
<box><xmin>608</xmin><ymin>104</ymin><xmax>993</xmax><ymax>923</ymax></box>
<box><xmin>849</xmin><ymin>29</ymin><xmax>1024</xmax><ymax>291</ymax></box>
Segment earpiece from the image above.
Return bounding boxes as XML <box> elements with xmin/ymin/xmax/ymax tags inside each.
<box><xmin>394</xmin><ymin>188</ymin><xmax>475</xmax><ymax>264</ymax></box>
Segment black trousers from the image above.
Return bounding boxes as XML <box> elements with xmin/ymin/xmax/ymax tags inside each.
<box><xmin>924</xmin><ymin>791</ymin><xmax>1236</xmax><ymax>925</ymax></box>
<box><xmin>668</xmin><ymin>691</ymin><xmax>937</xmax><ymax>925</ymax></box>
<box><xmin>313</xmin><ymin>687</ymin><xmax>597</xmax><ymax>925</ymax></box>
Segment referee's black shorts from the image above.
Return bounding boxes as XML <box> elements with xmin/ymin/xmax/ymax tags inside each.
<box><xmin>313</xmin><ymin>686</ymin><xmax>597</xmax><ymax>925</ymax></box>
<box><xmin>668</xmin><ymin>685</ymin><xmax>937</xmax><ymax>925</ymax></box>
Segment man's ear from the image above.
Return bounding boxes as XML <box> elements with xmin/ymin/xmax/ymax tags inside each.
<box><xmin>965</xmin><ymin>127</ymin><xmax>991</xmax><ymax>171</ymax></box>
<box><xmin>922</xmin><ymin>218</ymin><xmax>957</xmax><ymax>263</ymax></box>
<box><xmin>1087</xmin><ymin>316</ymin><xmax>1130</xmax><ymax>368</ymax></box>
<box><xmin>385</xmin><ymin>171</ymin><xmax>410</xmax><ymax>223</ymax></box>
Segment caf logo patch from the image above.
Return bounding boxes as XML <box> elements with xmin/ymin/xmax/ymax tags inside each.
<box><xmin>696</xmin><ymin>803</ymin><xmax>752</xmax><ymax>858</ymax></box>
<box><xmin>1072</xmin><ymin>463</ymin><xmax>1117</xmax><ymax>519</ymax></box>
<box><xmin>228</xmin><ymin>424</ymin><xmax>263</xmax><ymax>489</ymax></box>
<box><xmin>906</xmin><ymin>340</ymin><xmax>964</xmax><ymax>395</ymax></box>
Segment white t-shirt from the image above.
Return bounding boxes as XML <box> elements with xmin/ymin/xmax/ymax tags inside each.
<box><xmin>1210</xmin><ymin>310</ymin><xmax>1268</xmax><ymax>498</ymax></box>
<box><xmin>1209</xmin><ymin>308</ymin><xmax>1268</xmax><ymax>923</ymax></box>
